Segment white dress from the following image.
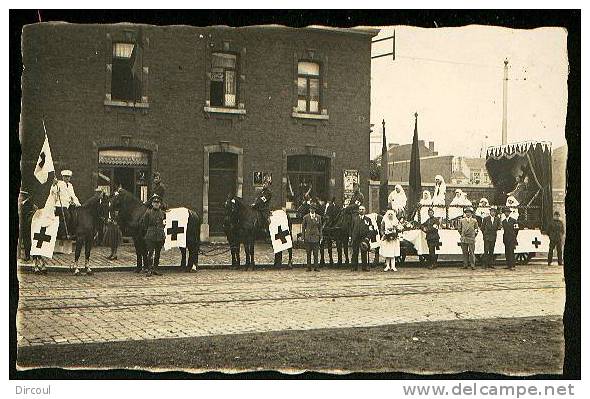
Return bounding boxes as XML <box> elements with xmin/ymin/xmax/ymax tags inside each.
<box><xmin>380</xmin><ymin>222</ymin><xmax>400</xmax><ymax>258</ymax></box>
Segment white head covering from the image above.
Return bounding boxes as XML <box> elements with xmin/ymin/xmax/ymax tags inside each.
<box><xmin>383</xmin><ymin>209</ymin><xmax>399</xmax><ymax>230</ymax></box>
<box><xmin>390</xmin><ymin>184</ymin><xmax>407</xmax><ymax>211</ymax></box>
<box><xmin>433</xmin><ymin>175</ymin><xmax>446</xmax><ymax>204</ymax></box>
<box><xmin>61</xmin><ymin>170</ymin><xmax>73</xmax><ymax>177</ymax></box>
<box><xmin>420</xmin><ymin>190</ymin><xmax>432</xmax><ymax>204</ymax></box>
<box><xmin>506</xmin><ymin>195</ymin><xmax>519</xmax><ymax>207</ymax></box>
<box><xmin>476</xmin><ymin>197</ymin><xmax>490</xmax><ymax>218</ymax></box>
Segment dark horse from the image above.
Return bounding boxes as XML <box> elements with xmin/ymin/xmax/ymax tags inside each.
<box><xmin>320</xmin><ymin>206</ymin><xmax>352</xmax><ymax>266</ymax></box>
<box><xmin>223</xmin><ymin>196</ymin><xmax>263</xmax><ymax>270</ymax></box>
<box><xmin>69</xmin><ymin>194</ymin><xmax>103</xmax><ymax>275</ymax></box>
<box><xmin>110</xmin><ymin>188</ymin><xmax>201</xmax><ymax>271</ymax></box>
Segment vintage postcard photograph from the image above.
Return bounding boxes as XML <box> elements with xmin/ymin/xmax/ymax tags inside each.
<box><xmin>11</xmin><ymin>9</ymin><xmax>579</xmax><ymax>380</ymax></box>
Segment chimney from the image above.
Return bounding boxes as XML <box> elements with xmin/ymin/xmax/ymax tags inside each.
<box><xmin>418</xmin><ymin>140</ymin><xmax>424</xmax><ymax>147</ymax></box>
<box><xmin>429</xmin><ymin>141</ymin><xmax>435</xmax><ymax>152</ymax></box>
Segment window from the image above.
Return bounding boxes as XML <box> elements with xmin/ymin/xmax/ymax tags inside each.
<box><xmin>111</xmin><ymin>42</ymin><xmax>142</xmax><ymax>102</ymax></box>
<box><xmin>297</xmin><ymin>61</ymin><xmax>320</xmax><ymax>113</ymax></box>
<box><xmin>210</xmin><ymin>53</ymin><xmax>237</xmax><ymax>108</ymax></box>
<box><xmin>471</xmin><ymin>171</ymin><xmax>481</xmax><ymax>184</ymax></box>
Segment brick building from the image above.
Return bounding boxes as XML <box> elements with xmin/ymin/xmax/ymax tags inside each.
<box><xmin>20</xmin><ymin>23</ymin><xmax>378</xmax><ymax>240</ymax></box>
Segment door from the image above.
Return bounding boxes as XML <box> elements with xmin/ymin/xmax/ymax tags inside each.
<box><xmin>209</xmin><ymin>152</ymin><xmax>238</xmax><ymax>236</ymax></box>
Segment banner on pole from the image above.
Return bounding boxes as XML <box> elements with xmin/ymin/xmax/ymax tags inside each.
<box><xmin>269</xmin><ymin>209</ymin><xmax>292</xmax><ymax>254</ymax></box>
<box><xmin>30</xmin><ymin>209</ymin><xmax>59</xmax><ymax>258</ymax></box>
<box><xmin>164</xmin><ymin>207</ymin><xmax>190</xmax><ymax>250</ymax></box>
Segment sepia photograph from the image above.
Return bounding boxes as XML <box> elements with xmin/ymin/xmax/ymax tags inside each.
<box><xmin>9</xmin><ymin>8</ymin><xmax>579</xmax><ymax>383</ymax></box>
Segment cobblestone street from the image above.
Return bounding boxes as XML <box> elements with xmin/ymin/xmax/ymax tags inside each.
<box><xmin>16</xmin><ymin>263</ymin><xmax>565</xmax><ymax>348</ymax></box>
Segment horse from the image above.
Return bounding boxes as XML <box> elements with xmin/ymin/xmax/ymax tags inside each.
<box><xmin>223</xmin><ymin>196</ymin><xmax>263</xmax><ymax>270</ymax></box>
<box><xmin>320</xmin><ymin>207</ymin><xmax>352</xmax><ymax>266</ymax></box>
<box><xmin>110</xmin><ymin>188</ymin><xmax>201</xmax><ymax>272</ymax></box>
<box><xmin>68</xmin><ymin>194</ymin><xmax>104</xmax><ymax>275</ymax></box>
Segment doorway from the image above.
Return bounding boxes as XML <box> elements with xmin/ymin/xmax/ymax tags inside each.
<box><xmin>208</xmin><ymin>152</ymin><xmax>238</xmax><ymax>236</ymax></box>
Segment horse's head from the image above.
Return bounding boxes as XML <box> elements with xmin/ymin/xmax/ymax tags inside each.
<box><xmin>223</xmin><ymin>195</ymin><xmax>244</xmax><ymax>233</ymax></box>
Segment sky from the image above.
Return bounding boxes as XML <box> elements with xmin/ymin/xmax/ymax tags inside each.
<box><xmin>369</xmin><ymin>25</ymin><xmax>569</xmax><ymax>159</ymax></box>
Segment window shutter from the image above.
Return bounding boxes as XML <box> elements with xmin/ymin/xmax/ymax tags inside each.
<box><xmin>321</xmin><ymin>55</ymin><xmax>328</xmax><ymax>114</ymax></box>
<box><xmin>105</xmin><ymin>33</ymin><xmax>113</xmax><ymax>101</ymax></box>
<box><xmin>239</xmin><ymin>47</ymin><xmax>246</xmax><ymax>109</ymax></box>
<box><xmin>292</xmin><ymin>52</ymin><xmax>299</xmax><ymax>111</ymax></box>
<box><xmin>141</xmin><ymin>66</ymin><xmax>149</xmax><ymax>103</ymax></box>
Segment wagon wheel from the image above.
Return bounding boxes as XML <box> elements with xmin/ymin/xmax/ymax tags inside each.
<box><xmin>515</xmin><ymin>253</ymin><xmax>530</xmax><ymax>265</ymax></box>
<box><xmin>396</xmin><ymin>254</ymin><xmax>406</xmax><ymax>265</ymax></box>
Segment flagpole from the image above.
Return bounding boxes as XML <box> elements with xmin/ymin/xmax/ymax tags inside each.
<box><xmin>43</xmin><ymin>119</ymin><xmax>70</xmax><ymax>240</ymax></box>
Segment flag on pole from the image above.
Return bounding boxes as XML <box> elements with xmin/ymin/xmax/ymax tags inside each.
<box><xmin>379</xmin><ymin>119</ymin><xmax>389</xmax><ymax>214</ymax></box>
<box><xmin>164</xmin><ymin>207</ymin><xmax>190</xmax><ymax>251</ymax></box>
<box><xmin>407</xmin><ymin>113</ymin><xmax>422</xmax><ymax>219</ymax></box>
<box><xmin>34</xmin><ymin>132</ymin><xmax>54</xmax><ymax>184</ymax></box>
<box><xmin>30</xmin><ymin>209</ymin><xmax>59</xmax><ymax>258</ymax></box>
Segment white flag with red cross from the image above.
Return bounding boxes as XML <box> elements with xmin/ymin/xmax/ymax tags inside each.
<box><xmin>30</xmin><ymin>209</ymin><xmax>59</xmax><ymax>258</ymax></box>
<box><xmin>269</xmin><ymin>209</ymin><xmax>292</xmax><ymax>254</ymax></box>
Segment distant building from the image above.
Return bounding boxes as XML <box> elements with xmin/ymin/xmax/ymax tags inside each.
<box><xmin>387</xmin><ymin>153</ymin><xmax>491</xmax><ymax>186</ymax></box>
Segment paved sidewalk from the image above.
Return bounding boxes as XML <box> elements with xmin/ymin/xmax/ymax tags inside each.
<box><xmin>17</xmin><ymin>242</ymin><xmax>548</xmax><ymax>270</ymax></box>
<box><xmin>16</xmin><ymin>264</ymin><xmax>565</xmax><ymax>347</ymax></box>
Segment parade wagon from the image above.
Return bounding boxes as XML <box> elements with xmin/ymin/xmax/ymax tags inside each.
<box><xmin>392</xmin><ymin>141</ymin><xmax>553</xmax><ymax>265</ymax></box>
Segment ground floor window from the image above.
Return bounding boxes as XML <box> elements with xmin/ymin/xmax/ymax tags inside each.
<box><xmin>98</xmin><ymin>149</ymin><xmax>150</xmax><ymax>201</ymax></box>
<box><xmin>286</xmin><ymin>155</ymin><xmax>330</xmax><ymax>209</ymax></box>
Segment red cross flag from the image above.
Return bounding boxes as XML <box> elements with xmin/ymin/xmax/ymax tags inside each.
<box><xmin>34</xmin><ymin>133</ymin><xmax>55</xmax><ymax>184</ymax></box>
<box><xmin>30</xmin><ymin>209</ymin><xmax>59</xmax><ymax>258</ymax></box>
<box><xmin>269</xmin><ymin>209</ymin><xmax>292</xmax><ymax>254</ymax></box>
<box><xmin>164</xmin><ymin>207</ymin><xmax>189</xmax><ymax>251</ymax></box>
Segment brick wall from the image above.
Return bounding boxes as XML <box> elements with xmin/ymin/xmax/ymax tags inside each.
<box><xmin>20</xmin><ymin>23</ymin><xmax>376</xmax><ymax>238</ymax></box>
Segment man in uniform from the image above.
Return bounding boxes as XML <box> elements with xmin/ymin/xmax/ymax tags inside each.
<box><xmin>481</xmin><ymin>206</ymin><xmax>501</xmax><ymax>268</ymax></box>
<box><xmin>251</xmin><ymin>176</ymin><xmax>273</xmax><ymax>232</ymax></box>
<box><xmin>421</xmin><ymin>208</ymin><xmax>440</xmax><ymax>269</ymax></box>
<box><xmin>458</xmin><ymin>207</ymin><xmax>479</xmax><ymax>270</ymax></box>
<box><xmin>48</xmin><ymin>169</ymin><xmax>81</xmax><ymax>240</ymax></box>
<box><xmin>350</xmin><ymin>205</ymin><xmax>371</xmax><ymax>272</ymax></box>
<box><xmin>547</xmin><ymin>211</ymin><xmax>564</xmax><ymax>266</ymax></box>
<box><xmin>302</xmin><ymin>204</ymin><xmax>322</xmax><ymax>272</ymax></box>
<box><xmin>502</xmin><ymin>206</ymin><xmax>519</xmax><ymax>270</ymax></box>
<box><xmin>320</xmin><ymin>197</ymin><xmax>339</xmax><ymax>266</ymax></box>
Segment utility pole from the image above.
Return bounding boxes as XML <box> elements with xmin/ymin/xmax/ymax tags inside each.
<box><xmin>502</xmin><ymin>58</ymin><xmax>509</xmax><ymax>145</ymax></box>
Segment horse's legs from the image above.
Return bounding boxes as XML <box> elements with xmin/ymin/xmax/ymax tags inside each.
<box><xmin>133</xmin><ymin>237</ymin><xmax>144</xmax><ymax>272</ymax></box>
<box><xmin>74</xmin><ymin>239</ymin><xmax>82</xmax><ymax>264</ymax></box>
<box><xmin>287</xmin><ymin>247</ymin><xmax>293</xmax><ymax>266</ymax></box>
<box><xmin>343</xmin><ymin>236</ymin><xmax>350</xmax><ymax>264</ymax></box>
<box><xmin>319</xmin><ymin>239</ymin><xmax>326</xmax><ymax>265</ymax></box>
<box><xmin>250</xmin><ymin>240</ymin><xmax>256</xmax><ymax>268</ymax></box>
<box><xmin>328</xmin><ymin>238</ymin><xmax>334</xmax><ymax>265</ymax></box>
<box><xmin>180</xmin><ymin>247</ymin><xmax>187</xmax><ymax>268</ymax></box>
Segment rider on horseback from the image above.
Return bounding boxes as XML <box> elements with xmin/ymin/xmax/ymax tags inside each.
<box><xmin>251</xmin><ymin>175</ymin><xmax>272</xmax><ymax>231</ymax></box>
<box><xmin>47</xmin><ymin>169</ymin><xmax>80</xmax><ymax>240</ymax></box>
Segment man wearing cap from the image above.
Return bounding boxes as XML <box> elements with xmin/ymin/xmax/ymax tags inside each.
<box><xmin>481</xmin><ymin>206</ymin><xmax>501</xmax><ymax>268</ymax></box>
<box><xmin>140</xmin><ymin>194</ymin><xmax>166</xmax><ymax>276</ymax></box>
<box><xmin>502</xmin><ymin>206</ymin><xmax>519</xmax><ymax>270</ymax></box>
<box><xmin>457</xmin><ymin>207</ymin><xmax>479</xmax><ymax>270</ymax></box>
<box><xmin>302</xmin><ymin>204</ymin><xmax>322</xmax><ymax>272</ymax></box>
<box><xmin>350</xmin><ymin>205</ymin><xmax>371</xmax><ymax>272</ymax></box>
<box><xmin>251</xmin><ymin>176</ymin><xmax>273</xmax><ymax>230</ymax></box>
<box><xmin>547</xmin><ymin>211</ymin><xmax>564</xmax><ymax>266</ymax></box>
<box><xmin>48</xmin><ymin>170</ymin><xmax>81</xmax><ymax>239</ymax></box>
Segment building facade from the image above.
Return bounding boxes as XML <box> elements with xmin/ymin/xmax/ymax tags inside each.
<box><xmin>20</xmin><ymin>23</ymin><xmax>377</xmax><ymax>240</ymax></box>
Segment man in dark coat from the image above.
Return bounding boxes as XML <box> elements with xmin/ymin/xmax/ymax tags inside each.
<box><xmin>302</xmin><ymin>204</ymin><xmax>323</xmax><ymax>271</ymax></box>
<box><xmin>350</xmin><ymin>205</ymin><xmax>371</xmax><ymax>272</ymax></box>
<box><xmin>140</xmin><ymin>194</ymin><xmax>166</xmax><ymax>276</ymax></box>
<box><xmin>252</xmin><ymin>177</ymin><xmax>272</xmax><ymax>231</ymax></box>
<box><xmin>421</xmin><ymin>208</ymin><xmax>440</xmax><ymax>269</ymax></box>
<box><xmin>547</xmin><ymin>211</ymin><xmax>564</xmax><ymax>266</ymax></box>
<box><xmin>481</xmin><ymin>206</ymin><xmax>501</xmax><ymax>268</ymax></box>
<box><xmin>319</xmin><ymin>197</ymin><xmax>339</xmax><ymax>265</ymax></box>
<box><xmin>502</xmin><ymin>207</ymin><xmax>519</xmax><ymax>270</ymax></box>
<box><xmin>19</xmin><ymin>190</ymin><xmax>37</xmax><ymax>262</ymax></box>
<box><xmin>151</xmin><ymin>172</ymin><xmax>167</xmax><ymax>210</ymax></box>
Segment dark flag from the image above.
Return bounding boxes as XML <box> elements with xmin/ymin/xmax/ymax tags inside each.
<box><xmin>379</xmin><ymin>119</ymin><xmax>389</xmax><ymax>214</ymax></box>
<box><xmin>407</xmin><ymin>112</ymin><xmax>422</xmax><ymax>219</ymax></box>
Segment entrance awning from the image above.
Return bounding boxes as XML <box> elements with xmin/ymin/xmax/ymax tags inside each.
<box><xmin>99</xmin><ymin>149</ymin><xmax>149</xmax><ymax>167</ymax></box>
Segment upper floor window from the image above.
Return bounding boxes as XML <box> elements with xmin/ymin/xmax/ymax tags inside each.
<box><xmin>297</xmin><ymin>61</ymin><xmax>320</xmax><ymax>113</ymax></box>
<box><xmin>471</xmin><ymin>171</ymin><xmax>481</xmax><ymax>184</ymax></box>
<box><xmin>111</xmin><ymin>42</ymin><xmax>142</xmax><ymax>102</ymax></box>
<box><xmin>210</xmin><ymin>52</ymin><xmax>237</xmax><ymax>108</ymax></box>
